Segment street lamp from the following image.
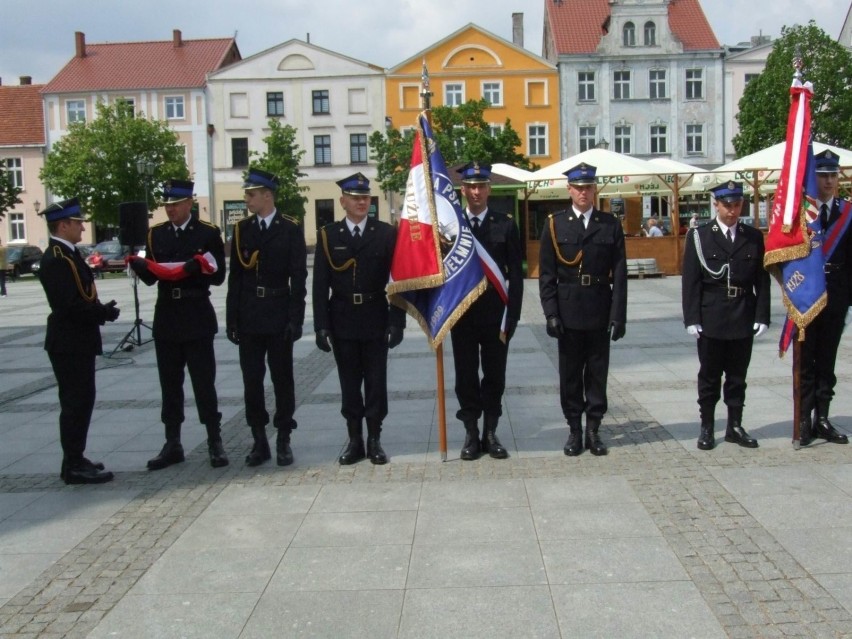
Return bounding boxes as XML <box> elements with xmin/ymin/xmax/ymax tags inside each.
<box><xmin>33</xmin><ymin>199</ymin><xmax>41</xmax><ymax>213</ymax></box>
<box><xmin>596</xmin><ymin>138</ymin><xmax>609</xmax><ymax>150</ymax></box>
<box><xmin>136</xmin><ymin>159</ymin><xmax>157</xmax><ymax>209</ymax></box>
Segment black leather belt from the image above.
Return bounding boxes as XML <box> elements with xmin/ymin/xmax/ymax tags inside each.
<box><xmin>256</xmin><ymin>286</ymin><xmax>288</xmax><ymax>298</ymax></box>
<box><xmin>565</xmin><ymin>274</ymin><xmax>609</xmax><ymax>286</ymax></box>
<box><xmin>335</xmin><ymin>291</ymin><xmax>386</xmax><ymax>304</ymax></box>
<box><xmin>165</xmin><ymin>287</ymin><xmax>209</xmax><ymax>300</ymax></box>
<box><xmin>706</xmin><ymin>284</ymin><xmax>746</xmax><ymax>298</ymax></box>
<box><xmin>824</xmin><ymin>262</ymin><xmax>845</xmax><ymax>273</ymax></box>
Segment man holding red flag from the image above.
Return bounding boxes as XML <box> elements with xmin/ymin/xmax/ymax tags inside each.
<box><xmin>451</xmin><ymin>162</ymin><xmax>523</xmax><ymax>461</ymax></box>
<box><xmin>130</xmin><ymin>179</ymin><xmax>228</xmax><ymax>470</ymax></box>
<box><xmin>798</xmin><ymin>150</ymin><xmax>851</xmax><ymax>445</ymax></box>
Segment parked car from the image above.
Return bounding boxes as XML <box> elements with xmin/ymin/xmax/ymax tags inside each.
<box><xmin>88</xmin><ymin>240</ymin><xmax>131</xmax><ymax>273</ymax></box>
<box><xmin>5</xmin><ymin>245</ymin><xmax>44</xmax><ymax>279</ymax></box>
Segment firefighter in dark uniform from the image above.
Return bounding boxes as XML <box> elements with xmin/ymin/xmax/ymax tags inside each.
<box><xmin>226</xmin><ymin>168</ymin><xmax>308</xmax><ymax>467</ymax></box>
<box><xmin>38</xmin><ymin>198</ymin><xmax>119</xmax><ymax>484</ymax></box>
<box><xmin>130</xmin><ymin>179</ymin><xmax>228</xmax><ymax>469</ymax></box>
<box><xmin>800</xmin><ymin>150</ymin><xmax>850</xmax><ymax>445</ymax></box>
<box><xmin>682</xmin><ymin>181</ymin><xmax>770</xmax><ymax>450</ymax></box>
<box><xmin>313</xmin><ymin>172</ymin><xmax>405</xmax><ymax>465</ymax></box>
<box><xmin>451</xmin><ymin>162</ymin><xmax>524</xmax><ymax>460</ymax></box>
<box><xmin>539</xmin><ymin>163</ymin><xmax>627</xmax><ymax>457</ymax></box>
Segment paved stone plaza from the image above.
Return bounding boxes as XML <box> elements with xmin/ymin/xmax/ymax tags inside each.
<box><xmin>0</xmin><ymin>261</ymin><xmax>850</xmax><ymax>638</ymax></box>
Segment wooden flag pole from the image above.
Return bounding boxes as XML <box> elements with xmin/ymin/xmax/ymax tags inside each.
<box><xmin>436</xmin><ymin>344</ymin><xmax>448</xmax><ymax>461</ymax></box>
<box><xmin>792</xmin><ymin>337</ymin><xmax>802</xmax><ymax>449</ymax></box>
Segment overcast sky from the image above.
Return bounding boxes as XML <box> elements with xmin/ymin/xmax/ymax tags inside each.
<box><xmin>1</xmin><ymin>0</ymin><xmax>849</xmax><ymax>85</ymax></box>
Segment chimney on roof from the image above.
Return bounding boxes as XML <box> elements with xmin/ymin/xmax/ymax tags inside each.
<box><xmin>512</xmin><ymin>13</ymin><xmax>524</xmax><ymax>48</ymax></box>
<box><xmin>19</xmin><ymin>76</ymin><xmax>32</xmax><ymax>85</ymax></box>
<box><xmin>75</xmin><ymin>31</ymin><xmax>86</xmax><ymax>58</ymax></box>
<box><xmin>173</xmin><ymin>29</ymin><xmax>183</xmax><ymax>47</ymax></box>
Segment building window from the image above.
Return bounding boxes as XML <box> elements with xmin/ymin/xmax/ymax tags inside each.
<box><xmin>744</xmin><ymin>73</ymin><xmax>760</xmax><ymax>87</ymax></box>
<box><xmin>315</xmin><ymin>199</ymin><xmax>335</xmax><ymax>230</ymax></box>
<box><xmin>314</xmin><ymin>135</ymin><xmax>332</xmax><ymax>165</ymax></box>
<box><xmin>578</xmin><ymin>72</ymin><xmax>595</xmax><ymax>102</ymax></box>
<box><xmin>116</xmin><ymin>97</ymin><xmax>135</xmax><ymax>115</ymax></box>
<box><xmin>267</xmin><ymin>92</ymin><xmax>284</xmax><ymax>117</ymax></box>
<box><xmin>481</xmin><ymin>81</ymin><xmax>502</xmax><ymax>107</ymax></box>
<box><xmin>2</xmin><ymin>158</ymin><xmax>23</xmax><ymax>188</ymax></box>
<box><xmin>231</xmin><ymin>138</ymin><xmax>249</xmax><ymax>168</ymax></box>
<box><xmin>686</xmin><ymin>69</ymin><xmax>704</xmax><ymax>100</ymax></box>
<box><xmin>526</xmin><ymin>80</ymin><xmax>547</xmax><ymax>106</ymax></box>
<box><xmin>444</xmin><ymin>83</ymin><xmax>464</xmax><ymax>107</ymax></box>
<box><xmin>578</xmin><ymin>126</ymin><xmax>597</xmax><ymax>152</ymax></box>
<box><xmin>614</xmin><ymin>125</ymin><xmax>632</xmax><ymax>154</ymax></box>
<box><xmin>623</xmin><ymin>22</ymin><xmax>636</xmax><ymax>47</ymax></box>
<box><xmin>649</xmin><ymin>69</ymin><xmax>667</xmax><ymax>99</ymax></box>
<box><xmin>650</xmin><ymin>125</ymin><xmax>667</xmax><ymax>154</ymax></box>
<box><xmin>613</xmin><ymin>70</ymin><xmax>631</xmax><ymax>100</ymax></box>
<box><xmin>488</xmin><ymin>124</ymin><xmax>504</xmax><ymax>138</ymax></box>
<box><xmin>165</xmin><ymin>96</ymin><xmax>185</xmax><ymax>120</ymax></box>
<box><xmin>350</xmin><ymin>133</ymin><xmax>367</xmax><ymax>164</ymax></box>
<box><xmin>348</xmin><ymin>88</ymin><xmax>367</xmax><ymax>114</ymax></box>
<box><xmin>686</xmin><ymin>124</ymin><xmax>704</xmax><ymax>155</ymax></box>
<box><xmin>644</xmin><ymin>21</ymin><xmax>656</xmax><ymax>46</ymax></box>
<box><xmin>527</xmin><ymin>124</ymin><xmax>547</xmax><ymax>156</ymax></box>
<box><xmin>312</xmin><ymin>90</ymin><xmax>330</xmax><ymax>115</ymax></box>
<box><xmin>9</xmin><ymin>212</ymin><xmax>25</xmax><ymax>242</ymax></box>
<box><xmin>66</xmin><ymin>100</ymin><xmax>86</xmax><ymax>124</ymax></box>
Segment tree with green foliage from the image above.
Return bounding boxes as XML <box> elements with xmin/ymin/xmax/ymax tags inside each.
<box><xmin>734</xmin><ymin>21</ymin><xmax>852</xmax><ymax>157</ymax></box>
<box><xmin>248</xmin><ymin>119</ymin><xmax>309</xmax><ymax>219</ymax></box>
<box><xmin>369</xmin><ymin>99</ymin><xmax>536</xmax><ymax>195</ymax></box>
<box><xmin>40</xmin><ymin>101</ymin><xmax>188</xmax><ymax>226</ymax></box>
<box><xmin>0</xmin><ymin>159</ymin><xmax>23</xmax><ymax>220</ymax></box>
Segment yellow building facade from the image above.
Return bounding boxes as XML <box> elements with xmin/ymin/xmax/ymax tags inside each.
<box><xmin>385</xmin><ymin>24</ymin><xmax>559</xmax><ymax>169</ymax></box>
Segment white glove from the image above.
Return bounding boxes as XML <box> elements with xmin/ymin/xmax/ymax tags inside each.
<box><xmin>753</xmin><ymin>323</ymin><xmax>768</xmax><ymax>338</ymax></box>
<box><xmin>686</xmin><ymin>324</ymin><xmax>703</xmax><ymax>338</ymax></box>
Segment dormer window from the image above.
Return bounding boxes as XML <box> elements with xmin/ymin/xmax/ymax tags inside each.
<box><xmin>623</xmin><ymin>22</ymin><xmax>636</xmax><ymax>47</ymax></box>
<box><xmin>644</xmin><ymin>21</ymin><xmax>656</xmax><ymax>46</ymax></box>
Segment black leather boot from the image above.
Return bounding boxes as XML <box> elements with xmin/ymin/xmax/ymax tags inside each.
<box><xmin>724</xmin><ymin>406</ymin><xmax>758</xmax><ymax>448</ymax></box>
<box><xmin>276</xmin><ymin>427</ymin><xmax>294</xmax><ymax>466</ymax></box>
<box><xmin>481</xmin><ymin>415</ymin><xmax>508</xmax><ymax>459</ymax></box>
<box><xmin>245</xmin><ymin>425</ymin><xmax>271</xmax><ymax>466</ymax></box>
<box><xmin>147</xmin><ymin>423</ymin><xmax>185</xmax><ymax>470</ymax></box>
<box><xmin>697</xmin><ymin>405</ymin><xmax>715</xmax><ymax>450</ymax></box>
<box><xmin>339</xmin><ymin>420</ymin><xmax>366</xmax><ymax>465</ymax></box>
<box><xmin>585</xmin><ymin>417</ymin><xmax>608</xmax><ymax>456</ymax></box>
<box><xmin>460</xmin><ymin>420</ymin><xmax>481</xmax><ymax>460</ymax></box>
<box><xmin>799</xmin><ymin>417</ymin><xmax>814</xmax><ymax>446</ymax></box>
<box><xmin>563</xmin><ymin>417</ymin><xmax>583</xmax><ymax>456</ymax></box>
<box><xmin>62</xmin><ymin>456</ymin><xmax>114</xmax><ymax>485</ymax></box>
<box><xmin>205</xmin><ymin>423</ymin><xmax>229</xmax><ymax>468</ymax></box>
<box><xmin>366</xmin><ymin>421</ymin><xmax>388</xmax><ymax>465</ymax></box>
<box><xmin>813</xmin><ymin>404</ymin><xmax>849</xmax><ymax>444</ymax></box>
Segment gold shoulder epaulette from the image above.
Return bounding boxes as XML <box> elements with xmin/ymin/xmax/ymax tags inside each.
<box><xmin>151</xmin><ymin>221</ymin><xmax>169</xmax><ymax>229</ymax></box>
<box><xmin>198</xmin><ymin>219</ymin><xmax>220</xmax><ymax>230</ymax></box>
<box><xmin>281</xmin><ymin>213</ymin><xmax>301</xmax><ymax>226</ymax></box>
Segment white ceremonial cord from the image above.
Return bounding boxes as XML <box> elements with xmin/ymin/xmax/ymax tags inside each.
<box><xmin>691</xmin><ymin>227</ymin><xmax>730</xmax><ymax>286</ymax></box>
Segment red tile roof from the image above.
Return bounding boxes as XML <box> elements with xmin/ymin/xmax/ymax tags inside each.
<box><xmin>0</xmin><ymin>84</ymin><xmax>45</xmax><ymax>146</ymax></box>
<box><xmin>42</xmin><ymin>35</ymin><xmax>240</xmax><ymax>94</ymax></box>
<box><xmin>547</xmin><ymin>0</ymin><xmax>720</xmax><ymax>55</ymax></box>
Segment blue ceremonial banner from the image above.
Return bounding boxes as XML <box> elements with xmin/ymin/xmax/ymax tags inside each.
<box><xmin>776</xmin><ymin>141</ymin><xmax>827</xmax><ymax>354</ymax></box>
<box><xmin>389</xmin><ymin>114</ymin><xmax>487</xmax><ymax>349</ymax></box>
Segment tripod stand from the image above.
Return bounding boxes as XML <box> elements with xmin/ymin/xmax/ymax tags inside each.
<box><xmin>111</xmin><ymin>274</ymin><xmax>153</xmax><ymax>355</ymax></box>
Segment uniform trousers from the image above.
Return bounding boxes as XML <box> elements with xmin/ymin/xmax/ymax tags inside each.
<box><xmin>154</xmin><ymin>337</ymin><xmax>220</xmax><ymax>427</ymax></box>
<box><xmin>48</xmin><ymin>352</ymin><xmax>96</xmax><ymax>460</ymax></box>
<box><xmin>238</xmin><ymin>332</ymin><xmax>295</xmax><ymax>431</ymax></box>
<box><xmin>697</xmin><ymin>334</ymin><xmax>753</xmax><ymax>409</ymax></box>
<box><xmin>332</xmin><ymin>337</ymin><xmax>388</xmax><ymax>424</ymax></box>
<box><xmin>558</xmin><ymin>328</ymin><xmax>610</xmax><ymax>421</ymax></box>
<box><xmin>450</xmin><ymin>318</ymin><xmax>508</xmax><ymax>422</ymax></box>
<box><xmin>800</xmin><ymin>301</ymin><xmax>847</xmax><ymax>414</ymax></box>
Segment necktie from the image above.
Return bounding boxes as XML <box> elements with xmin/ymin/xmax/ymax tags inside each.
<box><xmin>726</xmin><ymin>229</ymin><xmax>733</xmax><ymax>243</ymax></box>
<box><xmin>820</xmin><ymin>203</ymin><xmax>829</xmax><ymax>229</ymax></box>
<box><xmin>260</xmin><ymin>219</ymin><xmax>267</xmax><ymax>233</ymax></box>
<box><xmin>471</xmin><ymin>217</ymin><xmax>480</xmax><ymax>231</ymax></box>
<box><xmin>353</xmin><ymin>226</ymin><xmax>361</xmax><ymax>244</ymax></box>
<box><xmin>175</xmin><ymin>227</ymin><xmax>182</xmax><ymax>240</ymax></box>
